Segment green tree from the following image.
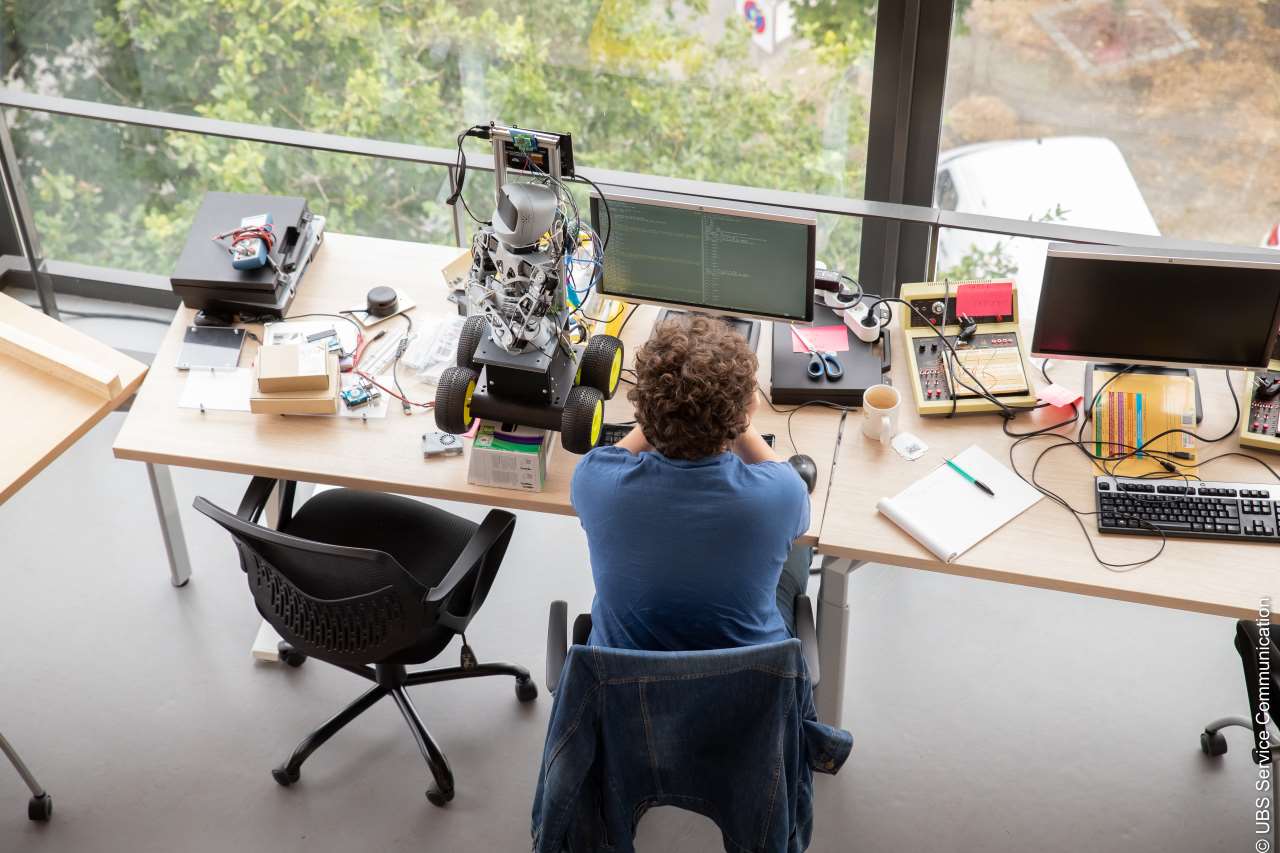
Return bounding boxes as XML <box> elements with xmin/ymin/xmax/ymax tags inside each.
<box><xmin>1</xmin><ymin>0</ymin><xmax>872</xmax><ymax>276</ymax></box>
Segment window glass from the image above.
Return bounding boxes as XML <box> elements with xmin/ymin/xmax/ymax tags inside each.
<box><xmin>3</xmin><ymin>1</ymin><xmax>879</xmax><ymax>277</ymax></box>
<box><xmin>941</xmin><ymin>0</ymin><xmax>1274</xmax><ymax>253</ymax></box>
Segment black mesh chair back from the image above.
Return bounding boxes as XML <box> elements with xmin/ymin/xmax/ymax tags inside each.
<box><xmin>195</xmin><ymin>496</ymin><xmax>429</xmax><ymax>667</ymax></box>
<box><xmin>193</xmin><ymin>481</ymin><xmax>531</xmax><ymax>806</ymax></box>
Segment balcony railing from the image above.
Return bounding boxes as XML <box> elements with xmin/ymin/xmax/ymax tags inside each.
<box><xmin>0</xmin><ymin>88</ymin><xmax>1266</xmax><ymax>313</ymax></box>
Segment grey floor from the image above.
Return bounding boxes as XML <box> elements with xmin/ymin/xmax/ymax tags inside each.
<box><xmin>0</xmin><ymin>302</ymin><xmax>1264</xmax><ymax>852</ymax></box>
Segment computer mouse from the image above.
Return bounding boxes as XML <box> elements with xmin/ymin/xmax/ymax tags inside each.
<box><xmin>788</xmin><ymin>453</ymin><xmax>817</xmax><ymax>494</ymax></box>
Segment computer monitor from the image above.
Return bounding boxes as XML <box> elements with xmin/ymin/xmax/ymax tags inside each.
<box><xmin>1032</xmin><ymin>243</ymin><xmax>1280</xmax><ymax>370</ymax></box>
<box><xmin>589</xmin><ymin>189</ymin><xmax>816</xmax><ymax>325</ymax></box>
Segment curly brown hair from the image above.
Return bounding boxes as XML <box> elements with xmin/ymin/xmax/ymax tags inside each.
<box><xmin>629</xmin><ymin>315</ymin><xmax>758</xmax><ymax>460</ymax></box>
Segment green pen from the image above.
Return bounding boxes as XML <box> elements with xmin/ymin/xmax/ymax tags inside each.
<box><xmin>945</xmin><ymin>458</ymin><xmax>995</xmax><ymax>496</ymax></box>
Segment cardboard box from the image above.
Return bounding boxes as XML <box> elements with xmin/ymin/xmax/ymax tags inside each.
<box><xmin>256</xmin><ymin>342</ymin><xmax>331</xmax><ymax>392</ymax></box>
<box><xmin>467</xmin><ymin>422</ymin><xmax>553</xmax><ymax>492</ymax></box>
<box><xmin>250</xmin><ymin>351</ymin><xmax>340</xmax><ymax>415</ymax></box>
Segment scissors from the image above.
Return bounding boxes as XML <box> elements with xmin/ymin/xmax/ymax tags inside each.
<box><xmin>793</xmin><ymin>330</ymin><xmax>845</xmax><ymax>382</ymax></box>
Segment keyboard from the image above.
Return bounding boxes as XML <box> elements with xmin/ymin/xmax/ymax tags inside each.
<box><xmin>1096</xmin><ymin>476</ymin><xmax>1279</xmax><ymax>542</ymax></box>
<box><xmin>597</xmin><ymin>424</ymin><xmax>775</xmax><ymax>449</ymax></box>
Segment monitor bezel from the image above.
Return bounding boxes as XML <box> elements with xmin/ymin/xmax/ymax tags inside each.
<box><xmin>1030</xmin><ymin>243</ymin><xmax>1280</xmax><ymax>370</ymax></box>
<box><xmin>589</xmin><ymin>189</ymin><xmax>817</xmax><ymax>325</ymax></box>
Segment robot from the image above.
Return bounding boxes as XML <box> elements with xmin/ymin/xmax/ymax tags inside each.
<box><xmin>434</xmin><ymin>123</ymin><xmax>623</xmax><ymax>454</ymax></box>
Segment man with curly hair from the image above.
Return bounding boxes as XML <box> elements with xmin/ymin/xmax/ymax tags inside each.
<box><xmin>571</xmin><ymin>314</ymin><xmax>811</xmax><ymax>651</ymax></box>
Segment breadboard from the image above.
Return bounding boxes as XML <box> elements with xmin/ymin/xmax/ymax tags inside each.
<box><xmin>1240</xmin><ymin>361</ymin><xmax>1280</xmax><ymax>453</ymax></box>
<box><xmin>951</xmin><ymin>347</ymin><xmax>1029</xmax><ymax>397</ymax></box>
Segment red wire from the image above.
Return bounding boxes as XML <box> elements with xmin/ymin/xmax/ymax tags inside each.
<box><xmin>212</xmin><ymin>224</ymin><xmax>276</xmax><ymax>253</ymax></box>
<box><xmin>354</xmin><ymin>369</ymin><xmax>433</xmax><ymax>408</ymax></box>
<box><xmin>349</xmin><ymin>329</ymin><xmax>432</xmax><ymax>409</ymax></box>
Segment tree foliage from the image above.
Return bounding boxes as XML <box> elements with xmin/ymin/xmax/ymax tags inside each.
<box><xmin>1</xmin><ymin>0</ymin><xmax>872</xmax><ymax>276</ymax></box>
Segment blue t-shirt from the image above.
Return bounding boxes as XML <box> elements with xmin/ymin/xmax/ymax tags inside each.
<box><xmin>570</xmin><ymin>445</ymin><xmax>810</xmax><ymax>651</ymax></box>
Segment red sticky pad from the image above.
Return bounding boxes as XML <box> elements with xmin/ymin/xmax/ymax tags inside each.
<box><xmin>955</xmin><ymin>281</ymin><xmax>1014</xmax><ymax>319</ymax></box>
<box><xmin>791</xmin><ymin>325</ymin><xmax>851</xmax><ymax>354</ymax></box>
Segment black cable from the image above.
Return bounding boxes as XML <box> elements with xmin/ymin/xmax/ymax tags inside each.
<box><xmin>570</xmin><ymin>173</ymin><xmax>611</xmax><ymax>251</ymax></box>
<box><xmin>447</xmin><ymin>127</ymin><xmax>490</xmax><ymax>226</ymax></box>
<box><xmin>14</xmin><ymin>300</ymin><xmax>173</xmax><ymax>325</ymax></box>
<box><xmin>754</xmin><ymin>381</ymin><xmax>859</xmax><ymax>457</ymax></box>
<box><xmin>62</xmin><ymin>309</ymin><xmax>173</xmax><ymax>325</ymax></box>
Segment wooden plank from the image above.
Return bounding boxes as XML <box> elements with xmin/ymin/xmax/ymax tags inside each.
<box><xmin>0</xmin><ymin>292</ymin><xmax>148</xmax><ymax>505</ymax></box>
<box><xmin>0</xmin><ymin>319</ymin><xmax>122</xmax><ymax>399</ymax></box>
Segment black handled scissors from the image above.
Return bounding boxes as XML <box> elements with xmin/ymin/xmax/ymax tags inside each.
<box><xmin>794</xmin><ymin>330</ymin><xmax>845</xmax><ymax>382</ymax></box>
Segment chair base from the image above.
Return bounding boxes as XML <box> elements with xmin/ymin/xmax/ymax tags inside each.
<box><xmin>0</xmin><ymin>730</ymin><xmax>51</xmax><ymax>822</ymax></box>
<box><xmin>272</xmin><ymin>656</ymin><xmax>536</xmax><ymax>806</ymax></box>
<box><xmin>1200</xmin><ymin>715</ymin><xmax>1256</xmax><ymax>759</ymax></box>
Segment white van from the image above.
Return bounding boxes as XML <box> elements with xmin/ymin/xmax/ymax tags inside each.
<box><xmin>934</xmin><ymin>137</ymin><xmax>1160</xmax><ymax>312</ymax></box>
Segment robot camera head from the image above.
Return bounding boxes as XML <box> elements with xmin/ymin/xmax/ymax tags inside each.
<box><xmin>492</xmin><ymin>183</ymin><xmax>560</xmax><ymax>249</ymax></box>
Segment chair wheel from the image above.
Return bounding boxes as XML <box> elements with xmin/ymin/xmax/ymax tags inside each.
<box><xmin>272</xmin><ymin>765</ymin><xmax>300</xmax><ymax>787</ymax></box>
<box><xmin>515</xmin><ymin>677</ymin><xmax>538</xmax><ymax>703</ymax></box>
<box><xmin>277</xmin><ymin>642</ymin><xmax>307</xmax><ymax>668</ymax></box>
<box><xmin>27</xmin><ymin>794</ymin><xmax>51</xmax><ymax>822</ymax></box>
<box><xmin>426</xmin><ymin>783</ymin><xmax>454</xmax><ymax>806</ymax></box>
<box><xmin>1201</xmin><ymin>730</ymin><xmax>1229</xmax><ymax>757</ymax></box>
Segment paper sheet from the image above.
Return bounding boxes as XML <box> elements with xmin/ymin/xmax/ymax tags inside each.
<box><xmin>1036</xmin><ymin>383</ymin><xmax>1083</xmax><ymax>409</ymax></box>
<box><xmin>876</xmin><ymin>445</ymin><xmax>1041</xmax><ymax>563</ymax></box>
<box><xmin>178</xmin><ymin>368</ymin><xmax>253</xmax><ymax>412</ymax></box>
<box><xmin>791</xmin><ymin>325</ymin><xmax>851</xmax><ymax>354</ymax></box>
<box><xmin>955</xmin><ymin>281</ymin><xmax>1013</xmax><ymax>319</ymax></box>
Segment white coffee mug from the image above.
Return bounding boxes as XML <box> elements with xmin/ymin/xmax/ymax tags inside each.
<box><xmin>862</xmin><ymin>384</ymin><xmax>900</xmax><ymax>444</ymax></box>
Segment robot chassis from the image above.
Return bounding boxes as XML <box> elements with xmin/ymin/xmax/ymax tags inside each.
<box><xmin>434</xmin><ymin>123</ymin><xmax>623</xmax><ymax>454</ymax></box>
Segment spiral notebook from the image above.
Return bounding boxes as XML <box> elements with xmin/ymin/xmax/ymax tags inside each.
<box><xmin>876</xmin><ymin>445</ymin><xmax>1042</xmax><ymax>563</ymax></box>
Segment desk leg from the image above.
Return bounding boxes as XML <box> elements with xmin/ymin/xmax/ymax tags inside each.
<box><xmin>815</xmin><ymin>557</ymin><xmax>863</xmax><ymax>726</ymax></box>
<box><xmin>146</xmin><ymin>463</ymin><xmax>192</xmax><ymax>588</ymax></box>
<box><xmin>251</xmin><ymin>481</ymin><xmax>316</xmax><ymax>663</ymax></box>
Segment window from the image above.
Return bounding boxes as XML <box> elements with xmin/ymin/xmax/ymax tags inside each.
<box><xmin>938</xmin><ymin>0</ymin><xmax>1279</xmax><ymax>286</ymax></box>
<box><xmin>2</xmin><ymin>1</ymin><xmax>879</xmax><ymax>277</ymax></box>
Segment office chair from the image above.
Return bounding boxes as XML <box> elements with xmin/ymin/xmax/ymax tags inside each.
<box><xmin>1201</xmin><ymin>619</ymin><xmax>1277</xmax><ymax>849</ymax></box>
<box><xmin>1201</xmin><ymin>619</ymin><xmax>1276</xmax><ymax>761</ymax></box>
<box><xmin>545</xmin><ymin>598</ymin><xmax>821</xmax><ymax>691</ymax></box>
<box><xmin>194</xmin><ymin>477</ymin><xmax>536</xmax><ymax>806</ymax></box>
<box><xmin>538</xmin><ymin>597</ymin><xmax>843</xmax><ymax>852</ymax></box>
<box><xmin>1</xmin><ymin>731</ymin><xmax>51</xmax><ymax>821</ymax></box>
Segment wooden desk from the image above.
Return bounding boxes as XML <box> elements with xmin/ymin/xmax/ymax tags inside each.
<box><xmin>0</xmin><ymin>292</ymin><xmax>146</xmax><ymax>504</ymax></box>
<box><xmin>0</xmin><ymin>291</ymin><xmax>146</xmax><ymax>819</ymax></box>
<box><xmin>113</xmin><ymin>233</ymin><xmax>844</xmax><ymax>588</ymax></box>
<box><xmin>813</xmin><ymin>306</ymin><xmax>1280</xmax><ymax>723</ymax></box>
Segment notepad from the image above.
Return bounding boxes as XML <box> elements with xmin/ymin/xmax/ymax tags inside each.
<box><xmin>876</xmin><ymin>445</ymin><xmax>1042</xmax><ymax>563</ymax></box>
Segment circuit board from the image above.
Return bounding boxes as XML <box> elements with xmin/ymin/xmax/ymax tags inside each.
<box><xmin>1240</xmin><ymin>362</ymin><xmax>1280</xmax><ymax>453</ymax></box>
<box><xmin>900</xmin><ymin>279</ymin><xmax>1038</xmax><ymax>416</ymax></box>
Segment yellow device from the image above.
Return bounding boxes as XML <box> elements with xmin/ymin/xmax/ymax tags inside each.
<box><xmin>899</xmin><ymin>280</ymin><xmax>1038</xmax><ymax>415</ymax></box>
<box><xmin>1239</xmin><ymin>359</ymin><xmax>1280</xmax><ymax>453</ymax></box>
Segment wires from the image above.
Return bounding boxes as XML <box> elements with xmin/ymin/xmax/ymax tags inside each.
<box><xmin>447</xmin><ymin>126</ymin><xmax>491</xmax><ymax>226</ymax></box>
<box><xmin>570</xmin><ymin>172</ymin><xmax>611</xmax><ymax>251</ymax></box>
<box><xmin>351</xmin><ymin>311</ymin><xmax>432</xmax><ymax>410</ymax></box>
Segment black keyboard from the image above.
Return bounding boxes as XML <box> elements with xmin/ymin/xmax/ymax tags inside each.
<box><xmin>597</xmin><ymin>424</ymin><xmax>775</xmax><ymax>448</ymax></box>
<box><xmin>1096</xmin><ymin>476</ymin><xmax>1279</xmax><ymax>542</ymax></box>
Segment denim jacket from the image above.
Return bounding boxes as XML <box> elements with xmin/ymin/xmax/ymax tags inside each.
<box><xmin>531</xmin><ymin>639</ymin><xmax>852</xmax><ymax>852</ymax></box>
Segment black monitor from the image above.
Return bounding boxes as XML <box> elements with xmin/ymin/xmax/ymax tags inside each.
<box><xmin>589</xmin><ymin>189</ymin><xmax>816</xmax><ymax>324</ymax></box>
<box><xmin>1032</xmin><ymin>244</ymin><xmax>1280</xmax><ymax>370</ymax></box>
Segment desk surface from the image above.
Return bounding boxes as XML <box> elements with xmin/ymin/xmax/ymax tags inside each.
<box><xmin>818</xmin><ymin>307</ymin><xmax>1278</xmax><ymax>619</ymax></box>
<box><xmin>112</xmin><ymin>233</ymin><xmax>844</xmax><ymax>542</ymax></box>
<box><xmin>0</xmin><ymin>292</ymin><xmax>147</xmax><ymax>505</ymax></box>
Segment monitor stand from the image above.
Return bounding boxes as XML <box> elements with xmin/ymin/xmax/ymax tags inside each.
<box><xmin>1081</xmin><ymin>363</ymin><xmax>1204</xmax><ymax>425</ymax></box>
<box><xmin>653</xmin><ymin>308</ymin><xmax>761</xmax><ymax>353</ymax></box>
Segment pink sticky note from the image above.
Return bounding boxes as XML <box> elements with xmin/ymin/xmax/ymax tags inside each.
<box><xmin>791</xmin><ymin>325</ymin><xmax>850</xmax><ymax>354</ymax></box>
<box><xmin>955</xmin><ymin>281</ymin><xmax>1014</xmax><ymax>319</ymax></box>
<box><xmin>1036</xmin><ymin>383</ymin><xmax>1083</xmax><ymax>409</ymax></box>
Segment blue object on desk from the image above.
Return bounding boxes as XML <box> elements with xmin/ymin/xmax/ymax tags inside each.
<box><xmin>794</xmin><ymin>329</ymin><xmax>845</xmax><ymax>382</ymax></box>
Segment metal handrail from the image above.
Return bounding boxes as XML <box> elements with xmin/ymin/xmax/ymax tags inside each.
<box><xmin>0</xmin><ymin>88</ymin><xmax>1264</xmax><ymax>258</ymax></box>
